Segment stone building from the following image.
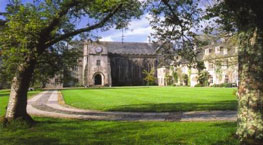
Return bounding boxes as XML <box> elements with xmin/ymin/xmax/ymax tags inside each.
<box><xmin>0</xmin><ymin>40</ymin><xmax>239</xmax><ymax>88</ymax></box>
<box><xmin>157</xmin><ymin>41</ymin><xmax>238</xmax><ymax>87</ymax></box>
<box><xmin>64</xmin><ymin>41</ymin><xmax>158</xmax><ymax>87</ymax></box>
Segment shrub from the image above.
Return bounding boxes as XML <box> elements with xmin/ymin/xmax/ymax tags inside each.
<box><xmin>194</xmin><ymin>84</ymin><xmax>203</xmax><ymax>87</ymax></box>
<box><xmin>183</xmin><ymin>74</ymin><xmax>188</xmax><ymax>86</ymax></box>
<box><xmin>233</xmin><ymin>89</ymin><xmax>237</xmax><ymax>96</ymax></box>
<box><xmin>166</xmin><ymin>75</ymin><xmax>173</xmax><ymax>86</ymax></box>
<box><xmin>212</xmin><ymin>83</ymin><xmax>236</xmax><ymax>88</ymax></box>
<box><xmin>172</xmin><ymin>72</ymin><xmax>178</xmax><ymax>84</ymax></box>
<box><xmin>143</xmin><ymin>69</ymin><xmax>156</xmax><ymax>86</ymax></box>
<box><xmin>197</xmin><ymin>70</ymin><xmax>210</xmax><ymax>86</ymax></box>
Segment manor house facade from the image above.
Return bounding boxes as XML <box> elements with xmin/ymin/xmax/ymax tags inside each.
<box><xmin>157</xmin><ymin>41</ymin><xmax>238</xmax><ymax>87</ymax></box>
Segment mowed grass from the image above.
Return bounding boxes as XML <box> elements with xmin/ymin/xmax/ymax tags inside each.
<box><xmin>0</xmin><ymin>89</ymin><xmax>42</xmax><ymax>116</ymax></box>
<box><xmin>0</xmin><ymin>117</ymin><xmax>239</xmax><ymax>145</ymax></box>
<box><xmin>0</xmin><ymin>88</ymin><xmax>239</xmax><ymax>145</ymax></box>
<box><xmin>62</xmin><ymin>87</ymin><xmax>237</xmax><ymax>112</ymax></box>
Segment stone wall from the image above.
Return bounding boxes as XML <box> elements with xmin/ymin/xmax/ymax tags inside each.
<box><xmin>83</xmin><ymin>43</ymin><xmax>112</xmax><ymax>87</ymax></box>
<box><xmin>109</xmin><ymin>54</ymin><xmax>157</xmax><ymax>86</ymax></box>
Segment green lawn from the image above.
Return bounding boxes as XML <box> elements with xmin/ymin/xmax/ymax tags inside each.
<box><xmin>0</xmin><ymin>89</ymin><xmax>42</xmax><ymax>116</ymax></box>
<box><xmin>0</xmin><ymin>88</ymin><xmax>239</xmax><ymax>145</ymax></box>
<box><xmin>62</xmin><ymin>87</ymin><xmax>237</xmax><ymax>112</ymax></box>
<box><xmin>0</xmin><ymin>117</ymin><xmax>239</xmax><ymax>145</ymax></box>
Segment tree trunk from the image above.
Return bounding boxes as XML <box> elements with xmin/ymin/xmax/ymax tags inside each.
<box><xmin>4</xmin><ymin>58</ymin><xmax>36</xmax><ymax>125</ymax></box>
<box><xmin>237</xmin><ymin>28</ymin><xmax>263</xmax><ymax>144</ymax></box>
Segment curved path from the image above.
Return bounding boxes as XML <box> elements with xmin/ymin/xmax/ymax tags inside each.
<box><xmin>27</xmin><ymin>90</ymin><xmax>237</xmax><ymax>121</ymax></box>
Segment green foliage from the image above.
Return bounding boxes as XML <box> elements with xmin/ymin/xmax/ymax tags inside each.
<box><xmin>32</xmin><ymin>41</ymin><xmax>81</xmax><ymax>88</ymax></box>
<box><xmin>212</xmin><ymin>83</ymin><xmax>235</xmax><ymax>88</ymax></box>
<box><xmin>172</xmin><ymin>71</ymin><xmax>178</xmax><ymax>84</ymax></box>
<box><xmin>197</xmin><ymin>70</ymin><xmax>210</xmax><ymax>87</ymax></box>
<box><xmin>232</xmin><ymin>89</ymin><xmax>237</xmax><ymax>96</ymax></box>
<box><xmin>183</xmin><ymin>74</ymin><xmax>189</xmax><ymax>86</ymax></box>
<box><xmin>148</xmin><ymin>0</ymin><xmax>263</xmax><ymax>143</ymax></box>
<box><xmin>143</xmin><ymin>68</ymin><xmax>156</xmax><ymax>86</ymax></box>
<box><xmin>194</xmin><ymin>84</ymin><xmax>202</xmax><ymax>87</ymax></box>
<box><xmin>165</xmin><ymin>75</ymin><xmax>173</xmax><ymax>86</ymax></box>
<box><xmin>148</xmin><ymin>0</ymin><xmax>201</xmax><ymax>66</ymax></box>
<box><xmin>164</xmin><ymin>69</ymin><xmax>173</xmax><ymax>86</ymax></box>
<box><xmin>187</xmin><ymin>68</ymin><xmax>192</xmax><ymax>86</ymax></box>
<box><xmin>176</xmin><ymin>68</ymin><xmax>183</xmax><ymax>85</ymax></box>
<box><xmin>196</xmin><ymin>61</ymin><xmax>205</xmax><ymax>73</ymax></box>
<box><xmin>214</xmin><ymin>61</ymin><xmax>223</xmax><ymax>81</ymax></box>
<box><xmin>0</xmin><ymin>0</ymin><xmax>143</xmax><ymax>89</ymax></box>
<box><xmin>205</xmin><ymin>1</ymin><xmax>263</xmax><ymax>143</ymax></box>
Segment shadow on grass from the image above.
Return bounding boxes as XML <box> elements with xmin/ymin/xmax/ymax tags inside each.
<box><xmin>0</xmin><ymin>118</ymin><xmax>239</xmax><ymax>145</ymax></box>
<box><xmin>211</xmin><ymin>122</ymin><xmax>237</xmax><ymax>128</ymax></box>
<box><xmin>0</xmin><ymin>90</ymin><xmax>9</xmax><ymax>97</ymax></box>
<box><xmin>0</xmin><ymin>93</ymin><xmax>9</xmax><ymax>97</ymax></box>
<box><xmin>107</xmin><ymin>100</ymin><xmax>238</xmax><ymax>112</ymax></box>
<box><xmin>208</xmin><ymin>122</ymin><xmax>239</xmax><ymax>145</ymax></box>
<box><xmin>0</xmin><ymin>136</ymin><xmax>60</xmax><ymax>145</ymax></box>
<box><xmin>62</xmin><ymin>86</ymin><xmax>154</xmax><ymax>91</ymax></box>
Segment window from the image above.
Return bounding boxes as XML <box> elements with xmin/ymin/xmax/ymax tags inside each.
<box><xmin>209</xmin><ymin>49</ymin><xmax>212</xmax><ymax>53</ymax></box>
<box><xmin>205</xmin><ymin>48</ymin><xmax>212</xmax><ymax>55</ymax></box>
<box><xmin>220</xmin><ymin>47</ymin><xmax>224</xmax><ymax>54</ymax></box>
<box><xmin>215</xmin><ymin>46</ymin><xmax>223</xmax><ymax>54</ymax></box>
<box><xmin>96</xmin><ymin>60</ymin><xmax>101</xmax><ymax>66</ymax></box>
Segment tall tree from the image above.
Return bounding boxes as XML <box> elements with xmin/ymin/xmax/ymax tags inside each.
<box><xmin>0</xmin><ymin>0</ymin><xmax>142</xmax><ymax>125</ymax></box>
<box><xmin>205</xmin><ymin>0</ymin><xmax>263</xmax><ymax>144</ymax></box>
<box><xmin>148</xmin><ymin>0</ymin><xmax>203</xmax><ymax>73</ymax></box>
<box><xmin>148</xmin><ymin>0</ymin><xmax>263</xmax><ymax>144</ymax></box>
<box><xmin>31</xmin><ymin>41</ymin><xmax>82</xmax><ymax>88</ymax></box>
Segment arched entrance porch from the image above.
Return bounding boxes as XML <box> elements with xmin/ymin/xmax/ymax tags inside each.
<box><xmin>93</xmin><ymin>73</ymin><xmax>104</xmax><ymax>86</ymax></box>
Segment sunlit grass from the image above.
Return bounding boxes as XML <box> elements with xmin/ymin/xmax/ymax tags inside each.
<box><xmin>0</xmin><ymin>89</ymin><xmax>42</xmax><ymax>116</ymax></box>
<box><xmin>62</xmin><ymin>87</ymin><xmax>237</xmax><ymax>112</ymax></box>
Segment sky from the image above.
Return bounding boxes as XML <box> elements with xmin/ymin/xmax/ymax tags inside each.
<box><xmin>98</xmin><ymin>14</ymin><xmax>153</xmax><ymax>43</ymax></box>
<box><xmin>0</xmin><ymin>0</ymin><xmax>153</xmax><ymax>43</ymax></box>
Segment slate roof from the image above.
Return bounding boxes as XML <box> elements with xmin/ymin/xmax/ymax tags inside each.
<box><xmin>97</xmin><ymin>41</ymin><xmax>158</xmax><ymax>55</ymax></box>
<box><xmin>200</xmin><ymin>42</ymin><xmax>237</xmax><ymax>61</ymax></box>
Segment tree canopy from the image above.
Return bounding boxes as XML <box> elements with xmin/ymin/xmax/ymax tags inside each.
<box><xmin>0</xmin><ymin>0</ymin><xmax>143</xmax><ymax>124</ymax></box>
<box><xmin>148</xmin><ymin>0</ymin><xmax>263</xmax><ymax>144</ymax></box>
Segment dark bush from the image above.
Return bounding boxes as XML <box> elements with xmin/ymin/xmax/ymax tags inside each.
<box><xmin>194</xmin><ymin>84</ymin><xmax>203</xmax><ymax>87</ymax></box>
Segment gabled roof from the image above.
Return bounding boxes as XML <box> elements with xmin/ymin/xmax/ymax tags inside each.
<box><xmin>97</xmin><ymin>41</ymin><xmax>158</xmax><ymax>55</ymax></box>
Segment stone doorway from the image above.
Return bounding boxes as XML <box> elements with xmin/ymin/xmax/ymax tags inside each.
<box><xmin>94</xmin><ymin>74</ymin><xmax>102</xmax><ymax>85</ymax></box>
